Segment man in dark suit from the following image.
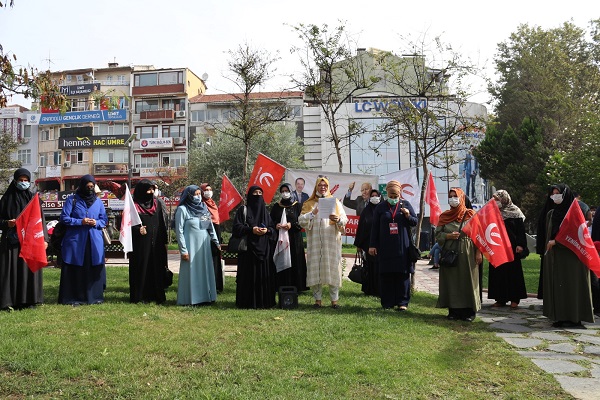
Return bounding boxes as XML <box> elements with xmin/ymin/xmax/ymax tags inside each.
<box><xmin>293</xmin><ymin>177</ymin><xmax>309</xmax><ymax>206</ymax></box>
<box><xmin>343</xmin><ymin>182</ymin><xmax>372</xmax><ymax>216</ymax></box>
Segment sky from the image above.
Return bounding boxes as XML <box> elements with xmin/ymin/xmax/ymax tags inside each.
<box><xmin>1</xmin><ymin>0</ymin><xmax>597</xmax><ymax>109</ymax></box>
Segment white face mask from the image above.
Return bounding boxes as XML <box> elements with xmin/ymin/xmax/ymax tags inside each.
<box><xmin>448</xmin><ymin>197</ymin><xmax>460</xmax><ymax>208</ymax></box>
<box><xmin>550</xmin><ymin>193</ymin><xmax>563</xmax><ymax>204</ymax></box>
<box><xmin>203</xmin><ymin>190</ymin><xmax>213</xmax><ymax>199</ymax></box>
<box><xmin>369</xmin><ymin>196</ymin><xmax>380</xmax><ymax>205</ymax></box>
<box><xmin>153</xmin><ymin>189</ymin><xmax>159</xmax><ymax>198</ymax></box>
<box><xmin>281</xmin><ymin>192</ymin><xmax>291</xmax><ymax>200</ymax></box>
<box><xmin>495</xmin><ymin>200</ymin><xmax>502</xmax><ymax>208</ymax></box>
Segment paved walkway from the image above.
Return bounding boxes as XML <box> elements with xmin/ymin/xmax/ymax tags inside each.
<box><xmin>109</xmin><ymin>254</ymin><xmax>600</xmax><ymax>399</ymax></box>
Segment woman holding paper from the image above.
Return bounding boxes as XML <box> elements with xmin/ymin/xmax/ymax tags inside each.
<box><xmin>129</xmin><ymin>179</ymin><xmax>169</xmax><ymax>304</ymax></box>
<box><xmin>299</xmin><ymin>177</ymin><xmax>348</xmax><ymax>309</ymax></box>
<box><xmin>270</xmin><ymin>183</ymin><xmax>308</xmax><ymax>292</ymax></box>
<box><xmin>542</xmin><ymin>184</ymin><xmax>594</xmax><ymax>327</ymax></box>
<box><xmin>0</xmin><ymin>168</ymin><xmax>46</xmax><ymax>310</ymax></box>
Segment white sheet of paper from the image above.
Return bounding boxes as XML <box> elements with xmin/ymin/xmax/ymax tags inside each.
<box><xmin>317</xmin><ymin>197</ymin><xmax>337</xmax><ymax>219</ymax></box>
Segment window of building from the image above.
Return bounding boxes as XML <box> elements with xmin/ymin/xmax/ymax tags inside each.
<box><xmin>161</xmin><ymin>98</ymin><xmax>185</xmax><ymax>111</ymax></box>
<box><xmin>39</xmin><ymin>153</ymin><xmax>46</xmax><ymax>167</ymax></box>
<box><xmin>206</xmin><ymin>109</ymin><xmax>220</xmax><ymax>121</ymax></box>
<box><xmin>162</xmin><ymin>124</ymin><xmax>185</xmax><ymax>138</ymax></box>
<box><xmin>70</xmin><ymin>98</ymin><xmax>87</xmax><ymax>112</ymax></box>
<box><xmin>134</xmin><ymin>73</ymin><xmax>158</xmax><ymax>87</ymax></box>
<box><xmin>134</xmin><ymin>154</ymin><xmax>159</xmax><ymax>169</ymax></box>
<box><xmin>23</xmin><ymin>125</ymin><xmax>31</xmax><ymax>139</ymax></box>
<box><xmin>17</xmin><ymin>149</ymin><xmax>31</xmax><ymax>164</ymax></box>
<box><xmin>162</xmin><ymin>152</ymin><xmax>186</xmax><ymax>167</ymax></box>
<box><xmin>93</xmin><ymin>149</ymin><xmax>129</xmax><ymax>163</ymax></box>
<box><xmin>135</xmin><ymin>125</ymin><xmax>158</xmax><ymax>139</ymax></box>
<box><xmin>94</xmin><ymin>123</ymin><xmax>129</xmax><ymax>136</ymax></box>
<box><xmin>65</xmin><ymin>150</ymin><xmax>89</xmax><ymax>164</ymax></box>
<box><xmin>158</xmin><ymin>71</ymin><xmax>183</xmax><ymax>85</ymax></box>
<box><xmin>349</xmin><ymin>118</ymin><xmax>401</xmax><ymax>175</ymax></box>
<box><xmin>40</xmin><ymin>128</ymin><xmax>56</xmax><ymax>141</ymax></box>
<box><xmin>53</xmin><ymin>151</ymin><xmax>61</xmax><ymax>166</ymax></box>
<box><xmin>190</xmin><ymin>110</ymin><xmax>205</xmax><ymax>122</ymax></box>
<box><xmin>134</xmin><ymin>100</ymin><xmax>159</xmax><ymax>113</ymax></box>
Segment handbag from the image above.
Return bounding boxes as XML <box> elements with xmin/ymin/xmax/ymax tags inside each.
<box><xmin>439</xmin><ymin>214</ymin><xmax>467</xmax><ymax>268</ymax></box>
<box><xmin>163</xmin><ymin>266</ymin><xmax>174</xmax><ymax>288</ymax></box>
<box><xmin>101</xmin><ymin>227</ymin><xmax>111</xmax><ymax>246</ymax></box>
<box><xmin>228</xmin><ymin>206</ymin><xmax>248</xmax><ymax>253</ymax></box>
<box><xmin>348</xmin><ymin>251</ymin><xmax>364</xmax><ymax>284</ymax></box>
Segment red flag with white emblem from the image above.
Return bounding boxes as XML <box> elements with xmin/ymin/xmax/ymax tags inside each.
<box><xmin>556</xmin><ymin>200</ymin><xmax>600</xmax><ymax>278</ymax></box>
<box><xmin>425</xmin><ymin>172</ymin><xmax>442</xmax><ymax>226</ymax></box>
<box><xmin>218</xmin><ymin>174</ymin><xmax>243</xmax><ymax>222</ymax></box>
<box><xmin>15</xmin><ymin>193</ymin><xmax>47</xmax><ymax>273</ymax></box>
<box><xmin>461</xmin><ymin>199</ymin><xmax>514</xmax><ymax>266</ymax></box>
<box><xmin>246</xmin><ymin>153</ymin><xmax>286</xmax><ymax>203</ymax></box>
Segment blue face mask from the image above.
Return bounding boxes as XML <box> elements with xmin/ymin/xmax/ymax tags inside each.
<box><xmin>192</xmin><ymin>195</ymin><xmax>202</xmax><ymax>203</ymax></box>
<box><xmin>388</xmin><ymin>198</ymin><xmax>399</xmax><ymax>206</ymax></box>
<box><xmin>16</xmin><ymin>181</ymin><xmax>31</xmax><ymax>191</ymax></box>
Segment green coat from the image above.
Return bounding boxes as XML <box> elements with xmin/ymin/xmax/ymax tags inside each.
<box><xmin>543</xmin><ymin>210</ymin><xmax>594</xmax><ymax>323</ymax></box>
<box><xmin>435</xmin><ymin>220</ymin><xmax>481</xmax><ymax>311</ymax></box>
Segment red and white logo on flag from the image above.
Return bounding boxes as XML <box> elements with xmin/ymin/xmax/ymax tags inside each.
<box><xmin>247</xmin><ymin>153</ymin><xmax>285</xmax><ymax>203</ymax></box>
<box><xmin>218</xmin><ymin>174</ymin><xmax>243</xmax><ymax>222</ymax></box>
<box><xmin>556</xmin><ymin>200</ymin><xmax>600</xmax><ymax>278</ymax></box>
<box><xmin>15</xmin><ymin>193</ymin><xmax>47</xmax><ymax>273</ymax></box>
<box><xmin>425</xmin><ymin>172</ymin><xmax>442</xmax><ymax>227</ymax></box>
<box><xmin>461</xmin><ymin>199</ymin><xmax>514</xmax><ymax>266</ymax></box>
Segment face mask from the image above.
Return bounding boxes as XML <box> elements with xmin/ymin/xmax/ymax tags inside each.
<box><xmin>87</xmin><ymin>188</ymin><xmax>95</xmax><ymax>196</ymax></box>
<box><xmin>369</xmin><ymin>197</ymin><xmax>380</xmax><ymax>205</ymax></box>
<box><xmin>550</xmin><ymin>193</ymin><xmax>563</xmax><ymax>204</ymax></box>
<box><xmin>281</xmin><ymin>192</ymin><xmax>291</xmax><ymax>200</ymax></box>
<box><xmin>448</xmin><ymin>197</ymin><xmax>460</xmax><ymax>208</ymax></box>
<box><xmin>495</xmin><ymin>200</ymin><xmax>502</xmax><ymax>208</ymax></box>
<box><xmin>153</xmin><ymin>190</ymin><xmax>159</xmax><ymax>198</ymax></box>
<box><xmin>203</xmin><ymin>190</ymin><xmax>213</xmax><ymax>199</ymax></box>
<box><xmin>388</xmin><ymin>198</ymin><xmax>399</xmax><ymax>206</ymax></box>
<box><xmin>193</xmin><ymin>195</ymin><xmax>202</xmax><ymax>202</ymax></box>
<box><xmin>16</xmin><ymin>181</ymin><xmax>30</xmax><ymax>191</ymax></box>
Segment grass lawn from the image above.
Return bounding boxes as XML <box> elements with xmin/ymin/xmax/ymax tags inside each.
<box><xmin>0</xmin><ymin>266</ymin><xmax>568</xmax><ymax>399</ymax></box>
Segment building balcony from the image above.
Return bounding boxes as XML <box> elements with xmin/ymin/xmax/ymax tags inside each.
<box><xmin>132</xmin><ymin>84</ymin><xmax>185</xmax><ymax>96</ymax></box>
<box><xmin>139</xmin><ymin>109</ymin><xmax>175</xmax><ymax>122</ymax></box>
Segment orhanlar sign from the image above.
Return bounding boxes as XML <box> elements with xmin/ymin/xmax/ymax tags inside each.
<box><xmin>94</xmin><ymin>163</ymin><xmax>129</xmax><ymax>175</ymax></box>
<box><xmin>59</xmin><ymin>135</ymin><xmax>129</xmax><ymax>149</ymax></box>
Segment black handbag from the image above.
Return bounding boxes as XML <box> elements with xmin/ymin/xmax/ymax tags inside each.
<box><xmin>228</xmin><ymin>206</ymin><xmax>248</xmax><ymax>253</ymax></box>
<box><xmin>348</xmin><ymin>251</ymin><xmax>364</xmax><ymax>284</ymax></box>
<box><xmin>439</xmin><ymin>215</ymin><xmax>467</xmax><ymax>268</ymax></box>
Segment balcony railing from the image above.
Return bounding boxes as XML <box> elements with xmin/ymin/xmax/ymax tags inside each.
<box><xmin>139</xmin><ymin>109</ymin><xmax>175</xmax><ymax>121</ymax></box>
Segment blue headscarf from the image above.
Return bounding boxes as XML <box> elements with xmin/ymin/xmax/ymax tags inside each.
<box><xmin>178</xmin><ymin>185</ymin><xmax>209</xmax><ymax>217</ymax></box>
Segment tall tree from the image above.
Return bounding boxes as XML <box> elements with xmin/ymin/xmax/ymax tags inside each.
<box><xmin>209</xmin><ymin>43</ymin><xmax>292</xmax><ymax>183</ymax></box>
<box><xmin>374</xmin><ymin>34</ymin><xmax>485</xmax><ymax>245</ymax></box>
<box><xmin>289</xmin><ymin>22</ymin><xmax>379</xmax><ymax>172</ymax></box>
<box><xmin>490</xmin><ymin>22</ymin><xmax>600</xmax><ymax>151</ymax></box>
<box><xmin>0</xmin><ymin>129</ymin><xmax>21</xmax><ymax>193</ymax></box>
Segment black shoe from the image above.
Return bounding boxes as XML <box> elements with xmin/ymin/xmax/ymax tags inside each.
<box><xmin>462</xmin><ymin>316</ymin><xmax>475</xmax><ymax>322</ymax></box>
<box><xmin>446</xmin><ymin>314</ymin><xmax>457</xmax><ymax>320</ymax></box>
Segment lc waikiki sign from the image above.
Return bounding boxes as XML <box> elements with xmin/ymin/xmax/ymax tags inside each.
<box><xmin>354</xmin><ymin>98</ymin><xmax>427</xmax><ymax>113</ymax></box>
<box><xmin>27</xmin><ymin>109</ymin><xmax>127</xmax><ymax>125</ymax></box>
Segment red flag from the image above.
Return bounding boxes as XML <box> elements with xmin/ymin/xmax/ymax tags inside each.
<box><xmin>15</xmin><ymin>193</ymin><xmax>47</xmax><ymax>272</ymax></box>
<box><xmin>461</xmin><ymin>199</ymin><xmax>514</xmax><ymax>267</ymax></box>
<box><xmin>246</xmin><ymin>153</ymin><xmax>285</xmax><ymax>203</ymax></box>
<box><xmin>425</xmin><ymin>172</ymin><xmax>442</xmax><ymax>226</ymax></box>
<box><xmin>556</xmin><ymin>200</ymin><xmax>600</xmax><ymax>278</ymax></box>
<box><xmin>218</xmin><ymin>174</ymin><xmax>243</xmax><ymax>222</ymax></box>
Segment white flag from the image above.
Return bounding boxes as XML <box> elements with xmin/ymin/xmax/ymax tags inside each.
<box><xmin>381</xmin><ymin>167</ymin><xmax>421</xmax><ymax>214</ymax></box>
<box><xmin>273</xmin><ymin>211</ymin><xmax>292</xmax><ymax>273</ymax></box>
<box><xmin>119</xmin><ymin>184</ymin><xmax>142</xmax><ymax>256</ymax></box>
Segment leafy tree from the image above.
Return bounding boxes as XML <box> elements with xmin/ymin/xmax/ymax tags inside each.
<box><xmin>188</xmin><ymin>122</ymin><xmax>306</xmax><ymax>223</ymax></box>
<box><xmin>289</xmin><ymin>22</ymin><xmax>380</xmax><ymax>172</ymax></box>
<box><xmin>374</xmin><ymin>34</ymin><xmax>485</xmax><ymax>245</ymax></box>
<box><xmin>476</xmin><ymin>118</ymin><xmax>549</xmax><ymax>230</ymax></box>
<box><xmin>1</xmin><ymin>1</ymin><xmax>67</xmax><ymax>110</ymax></box>
<box><xmin>490</xmin><ymin>22</ymin><xmax>600</xmax><ymax>151</ymax></box>
<box><xmin>0</xmin><ymin>129</ymin><xmax>21</xmax><ymax>193</ymax></box>
<box><xmin>208</xmin><ymin>43</ymin><xmax>292</xmax><ymax>182</ymax></box>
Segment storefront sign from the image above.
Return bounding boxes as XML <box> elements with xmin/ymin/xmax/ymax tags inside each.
<box><xmin>59</xmin><ymin>83</ymin><xmax>101</xmax><ymax>96</ymax></box>
<box><xmin>94</xmin><ymin>163</ymin><xmax>129</xmax><ymax>175</ymax></box>
<box><xmin>92</xmin><ymin>135</ymin><xmax>128</xmax><ymax>147</ymax></box>
<box><xmin>140</xmin><ymin>137</ymin><xmax>173</xmax><ymax>149</ymax></box>
<box><xmin>354</xmin><ymin>98</ymin><xmax>427</xmax><ymax>113</ymax></box>
<box><xmin>27</xmin><ymin>109</ymin><xmax>127</xmax><ymax>125</ymax></box>
<box><xmin>45</xmin><ymin>165</ymin><xmax>62</xmax><ymax>178</ymax></box>
<box><xmin>59</xmin><ymin>135</ymin><xmax>129</xmax><ymax>149</ymax></box>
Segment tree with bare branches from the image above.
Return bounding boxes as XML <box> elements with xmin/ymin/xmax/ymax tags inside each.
<box><xmin>290</xmin><ymin>22</ymin><xmax>380</xmax><ymax>172</ymax></box>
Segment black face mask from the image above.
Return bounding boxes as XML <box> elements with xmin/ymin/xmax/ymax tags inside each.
<box><xmin>87</xmin><ymin>188</ymin><xmax>95</xmax><ymax>196</ymax></box>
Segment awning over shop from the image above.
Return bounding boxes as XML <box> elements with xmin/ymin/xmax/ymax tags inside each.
<box><xmin>35</xmin><ymin>177</ymin><xmax>61</xmax><ymax>184</ymax></box>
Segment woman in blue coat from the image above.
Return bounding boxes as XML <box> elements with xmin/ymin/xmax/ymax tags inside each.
<box><xmin>369</xmin><ymin>180</ymin><xmax>418</xmax><ymax>310</ymax></box>
<box><xmin>175</xmin><ymin>185</ymin><xmax>220</xmax><ymax>306</ymax></box>
<box><xmin>58</xmin><ymin>175</ymin><xmax>108</xmax><ymax>305</ymax></box>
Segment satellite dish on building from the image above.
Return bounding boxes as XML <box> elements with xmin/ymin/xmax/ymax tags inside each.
<box><xmin>201</xmin><ymin>73</ymin><xmax>209</xmax><ymax>81</ymax></box>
